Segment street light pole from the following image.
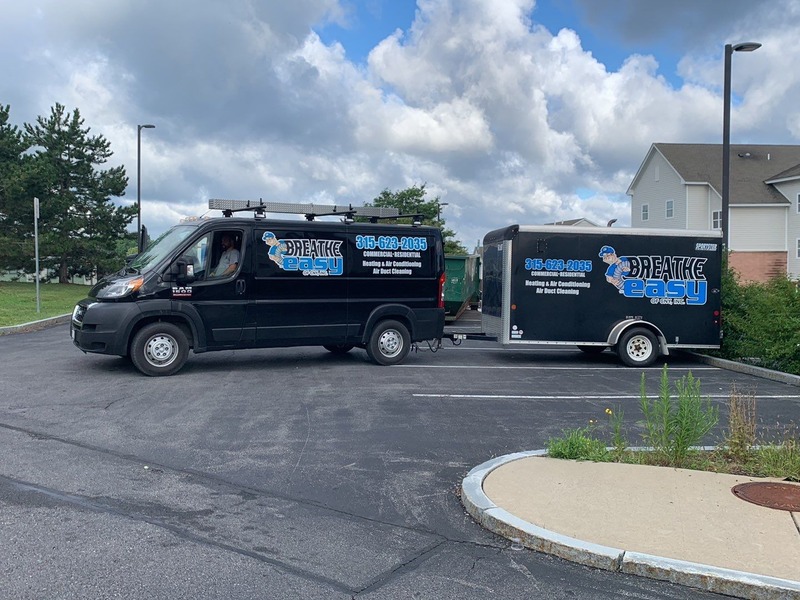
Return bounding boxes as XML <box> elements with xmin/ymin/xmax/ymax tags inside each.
<box><xmin>721</xmin><ymin>42</ymin><xmax>760</xmax><ymax>251</ymax></box>
<box><xmin>137</xmin><ymin>124</ymin><xmax>155</xmax><ymax>252</ymax></box>
<box><xmin>437</xmin><ymin>202</ymin><xmax>449</xmax><ymax>221</ymax></box>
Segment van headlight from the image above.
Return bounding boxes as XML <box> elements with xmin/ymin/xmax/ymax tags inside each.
<box><xmin>96</xmin><ymin>276</ymin><xmax>144</xmax><ymax>299</ymax></box>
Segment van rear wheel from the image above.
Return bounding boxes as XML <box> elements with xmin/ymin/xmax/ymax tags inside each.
<box><xmin>366</xmin><ymin>320</ymin><xmax>410</xmax><ymax>366</ymax></box>
<box><xmin>130</xmin><ymin>322</ymin><xmax>189</xmax><ymax>376</ymax></box>
<box><xmin>617</xmin><ymin>327</ymin><xmax>658</xmax><ymax>367</ymax></box>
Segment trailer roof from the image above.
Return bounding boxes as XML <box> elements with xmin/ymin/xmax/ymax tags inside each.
<box><xmin>484</xmin><ymin>224</ymin><xmax>721</xmax><ymax>242</ymax></box>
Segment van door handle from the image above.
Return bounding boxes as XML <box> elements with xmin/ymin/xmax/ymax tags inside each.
<box><xmin>236</xmin><ymin>279</ymin><xmax>246</xmax><ymax>295</ymax></box>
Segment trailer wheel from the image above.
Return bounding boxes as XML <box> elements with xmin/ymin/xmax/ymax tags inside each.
<box><xmin>366</xmin><ymin>320</ymin><xmax>410</xmax><ymax>365</ymax></box>
<box><xmin>130</xmin><ymin>322</ymin><xmax>189</xmax><ymax>376</ymax></box>
<box><xmin>323</xmin><ymin>344</ymin><xmax>355</xmax><ymax>354</ymax></box>
<box><xmin>617</xmin><ymin>327</ymin><xmax>658</xmax><ymax>367</ymax></box>
<box><xmin>577</xmin><ymin>345</ymin><xmax>606</xmax><ymax>355</ymax></box>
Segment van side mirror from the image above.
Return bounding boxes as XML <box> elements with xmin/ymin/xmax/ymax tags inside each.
<box><xmin>166</xmin><ymin>257</ymin><xmax>195</xmax><ymax>284</ymax></box>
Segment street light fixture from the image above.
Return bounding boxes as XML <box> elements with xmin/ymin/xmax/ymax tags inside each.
<box><xmin>137</xmin><ymin>123</ymin><xmax>156</xmax><ymax>252</ymax></box>
<box><xmin>437</xmin><ymin>202</ymin><xmax>449</xmax><ymax>221</ymax></box>
<box><xmin>721</xmin><ymin>41</ymin><xmax>761</xmax><ymax>250</ymax></box>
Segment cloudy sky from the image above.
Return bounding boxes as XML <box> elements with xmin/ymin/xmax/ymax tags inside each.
<box><xmin>3</xmin><ymin>0</ymin><xmax>798</xmax><ymax>248</ymax></box>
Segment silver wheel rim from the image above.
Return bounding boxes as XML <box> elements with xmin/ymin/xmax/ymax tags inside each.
<box><xmin>378</xmin><ymin>329</ymin><xmax>403</xmax><ymax>358</ymax></box>
<box><xmin>144</xmin><ymin>333</ymin><xmax>179</xmax><ymax>368</ymax></box>
<box><xmin>626</xmin><ymin>335</ymin><xmax>653</xmax><ymax>362</ymax></box>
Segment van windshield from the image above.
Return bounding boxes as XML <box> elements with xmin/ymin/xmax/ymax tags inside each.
<box><xmin>129</xmin><ymin>225</ymin><xmax>197</xmax><ymax>272</ymax></box>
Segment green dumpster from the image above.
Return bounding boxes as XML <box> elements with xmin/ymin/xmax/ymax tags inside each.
<box><xmin>444</xmin><ymin>254</ymin><xmax>479</xmax><ymax>321</ymax></box>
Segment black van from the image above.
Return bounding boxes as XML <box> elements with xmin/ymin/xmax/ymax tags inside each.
<box><xmin>71</xmin><ymin>201</ymin><xmax>446</xmax><ymax>376</ymax></box>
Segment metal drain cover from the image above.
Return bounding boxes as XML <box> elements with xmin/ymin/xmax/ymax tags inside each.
<box><xmin>731</xmin><ymin>481</ymin><xmax>800</xmax><ymax>511</ymax></box>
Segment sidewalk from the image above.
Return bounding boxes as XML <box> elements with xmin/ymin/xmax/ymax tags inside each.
<box><xmin>462</xmin><ymin>450</ymin><xmax>800</xmax><ymax>600</ymax></box>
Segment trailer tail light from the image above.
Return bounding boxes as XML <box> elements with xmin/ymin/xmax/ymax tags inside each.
<box><xmin>438</xmin><ymin>272</ymin><xmax>446</xmax><ymax>308</ymax></box>
<box><xmin>713</xmin><ymin>310</ymin><xmax>720</xmax><ymax>325</ymax></box>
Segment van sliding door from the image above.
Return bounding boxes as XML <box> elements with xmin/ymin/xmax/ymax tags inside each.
<box><xmin>251</xmin><ymin>226</ymin><xmax>349</xmax><ymax>346</ymax></box>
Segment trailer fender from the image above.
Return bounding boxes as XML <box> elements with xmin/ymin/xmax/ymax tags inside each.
<box><xmin>608</xmin><ymin>320</ymin><xmax>669</xmax><ymax>356</ymax></box>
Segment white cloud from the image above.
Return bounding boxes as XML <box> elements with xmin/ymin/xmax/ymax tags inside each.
<box><xmin>3</xmin><ymin>0</ymin><xmax>800</xmax><ymax>247</ymax></box>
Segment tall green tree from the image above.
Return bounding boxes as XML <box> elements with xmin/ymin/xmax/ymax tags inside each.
<box><xmin>0</xmin><ymin>104</ymin><xmax>34</xmax><ymax>271</ymax></box>
<box><xmin>366</xmin><ymin>184</ymin><xmax>468</xmax><ymax>254</ymax></box>
<box><xmin>4</xmin><ymin>103</ymin><xmax>134</xmax><ymax>282</ymax></box>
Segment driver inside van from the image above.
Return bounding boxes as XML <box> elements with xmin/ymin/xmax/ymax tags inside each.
<box><xmin>211</xmin><ymin>234</ymin><xmax>240</xmax><ymax>277</ymax></box>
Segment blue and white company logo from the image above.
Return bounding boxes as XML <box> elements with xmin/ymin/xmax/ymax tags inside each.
<box><xmin>262</xmin><ymin>231</ymin><xmax>343</xmax><ymax>276</ymax></box>
<box><xmin>598</xmin><ymin>245</ymin><xmax>708</xmax><ymax>305</ymax></box>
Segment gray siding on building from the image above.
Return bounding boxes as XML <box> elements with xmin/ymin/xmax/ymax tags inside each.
<box><xmin>630</xmin><ymin>150</ymin><xmax>685</xmax><ymax>228</ymax></box>
<box><xmin>686</xmin><ymin>185</ymin><xmax>715</xmax><ymax>230</ymax></box>
<box><xmin>729</xmin><ymin>206</ymin><xmax>786</xmax><ymax>251</ymax></box>
<box><xmin>776</xmin><ymin>180</ymin><xmax>800</xmax><ymax>277</ymax></box>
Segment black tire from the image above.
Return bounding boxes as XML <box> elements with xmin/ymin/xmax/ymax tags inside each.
<box><xmin>577</xmin><ymin>345</ymin><xmax>606</xmax><ymax>355</ymax></box>
<box><xmin>323</xmin><ymin>344</ymin><xmax>355</xmax><ymax>354</ymax></box>
<box><xmin>130</xmin><ymin>322</ymin><xmax>189</xmax><ymax>376</ymax></box>
<box><xmin>617</xmin><ymin>327</ymin><xmax>659</xmax><ymax>367</ymax></box>
<box><xmin>366</xmin><ymin>320</ymin><xmax>410</xmax><ymax>366</ymax></box>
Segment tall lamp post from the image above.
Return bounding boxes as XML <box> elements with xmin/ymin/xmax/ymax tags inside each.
<box><xmin>721</xmin><ymin>42</ymin><xmax>760</xmax><ymax>250</ymax></box>
<box><xmin>437</xmin><ymin>201</ymin><xmax>449</xmax><ymax>221</ymax></box>
<box><xmin>137</xmin><ymin>123</ymin><xmax>155</xmax><ymax>252</ymax></box>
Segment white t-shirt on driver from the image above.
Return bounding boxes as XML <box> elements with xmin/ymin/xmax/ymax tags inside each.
<box><xmin>212</xmin><ymin>248</ymin><xmax>240</xmax><ymax>277</ymax></box>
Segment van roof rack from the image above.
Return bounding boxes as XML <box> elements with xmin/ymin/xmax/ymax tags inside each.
<box><xmin>368</xmin><ymin>213</ymin><xmax>425</xmax><ymax>226</ymax></box>
<box><xmin>208</xmin><ymin>198</ymin><xmax>400</xmax><ymax>221</ymax></box>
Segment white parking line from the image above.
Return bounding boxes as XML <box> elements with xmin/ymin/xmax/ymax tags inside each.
<box><xmin>398</xmin><ymin>364</ymin><xmax>718</xmax><ymax>370</ymax></box>
<box><xmin>412</xmin><ymin>393</ymin><xmax>800</xmax><ymax>400</ymax></box>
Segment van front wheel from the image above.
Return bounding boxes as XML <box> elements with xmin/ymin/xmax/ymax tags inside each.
<box><xmin>131</xmin><ymin>322</ymin><xmax>189</xmax><ymax>376</ymax></box>
<box><xmin>617</xmin><ymin>327</ymin><xmax>658</xmax><ymax>367</ymax></box>
<box><xmin>367</xmin><ymin>320</ymin><xmax>410</xmax><ymax>366</ymax></box>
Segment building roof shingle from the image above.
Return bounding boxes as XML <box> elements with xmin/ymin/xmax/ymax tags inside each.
<box><xmin>654</xmin><ymin>143</ymin><xmax>800</xmax><ymax>205</ymax></box>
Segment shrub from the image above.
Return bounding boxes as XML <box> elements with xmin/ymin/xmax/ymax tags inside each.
<box><xmin>639</xmin><ymin>365</ymin><xmax>719</xmax><ymax>467</ymax></box>
<box><xmin>717</xmin><ymin>260</ymin><xmax>800</xmax><ymax>375</ymax></box>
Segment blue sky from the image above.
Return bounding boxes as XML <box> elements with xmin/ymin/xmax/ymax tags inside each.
<box><xmin>317</xmin><ymin>1</ymin><xmax>420</xmax><ymax>65</ymax></box>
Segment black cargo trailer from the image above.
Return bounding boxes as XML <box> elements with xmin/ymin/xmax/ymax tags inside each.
<box><xmin>467</xmin><ymin>225</ymin><xmax>722</xmax><ymax>367</ymax></box>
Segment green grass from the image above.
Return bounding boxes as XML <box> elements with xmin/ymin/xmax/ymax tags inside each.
<box><xmin>549</xmin><ymin>445</ymin><xmax>800</xmax><ymax>481</ymax></box>
<box><xmin>0</xmin><ymin>281</ymin><xmax>90</xmax><ymax>327</ymax></box>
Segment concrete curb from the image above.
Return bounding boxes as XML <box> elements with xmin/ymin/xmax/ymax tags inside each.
<box><xmin>679</xmin><ymin>350</ymin><xmax>800</xmax><ymax>387</ymax></box>
<box><xmin>0</xmin><ymin>313</ymin><xmax>71</xmax><ymax>336</ymax></box>
<box><xmin>461</xmin><ymin>450</ymin><xmax>800</xmax><ymax>600</ymax></box>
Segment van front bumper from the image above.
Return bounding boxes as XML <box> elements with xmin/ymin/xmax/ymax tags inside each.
<box><xmin>71</xmin><ymin>300</ymin><xmax>141</xmax><ymax>356</ymax></box>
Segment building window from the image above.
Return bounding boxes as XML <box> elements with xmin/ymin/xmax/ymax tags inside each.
<box><xmin>712</xmin><ymin>210</ymin><xmax>721</xmax><ymax>229</ymax></box>
<box><xmin>797</xmin><ymin>239</ymin><xmax>800</xmax><ymax>259</ymax></box>
<box><xmin>665</xmin><ymin>200</ymin><xmax>674</xmax><ymax>219</ymax></box>
<box><xmin>641</xmin><ymin>204</ymin><xmax>649</xmax><ymax>221</ymax></box>
<box><xmin>797</xmin><ymin>193</ymin><xmax>800</xmax><ymax>213</ymax></box>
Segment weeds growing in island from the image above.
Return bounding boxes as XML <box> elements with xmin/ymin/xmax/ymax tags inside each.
<box><xmin>546</xmin><ymin>365</ymin><xmax>800</xmax><ymax>481</ymax></box>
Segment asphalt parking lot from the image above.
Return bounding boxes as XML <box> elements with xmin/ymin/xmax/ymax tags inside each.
<box><xmin>1</xmin><ymin>310</ymin><xmax>799</xmax><ymax>599</ymax></box>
